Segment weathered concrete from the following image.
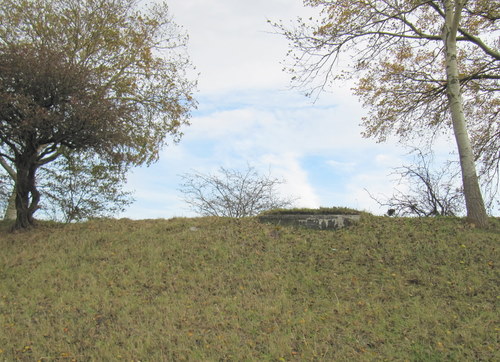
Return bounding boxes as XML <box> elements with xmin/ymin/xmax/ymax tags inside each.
<box><xmin>258</xmin><ymin>214</ymin><xmax>361</xmax><ymax>230</ymax></box>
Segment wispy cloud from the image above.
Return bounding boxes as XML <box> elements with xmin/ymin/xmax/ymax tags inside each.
<box><xmin>121</xmin><ymin>0</ymin><xmax>463</xmax><ymax>219</ymax></box>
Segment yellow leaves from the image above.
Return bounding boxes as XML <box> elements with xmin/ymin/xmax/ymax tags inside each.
<box><xmin>357</xmin><ymin>77</ymin><xmax>374</xmax><ymax>92</ymax></box>
<box><xmin>381</xmin><ymin>60</ymin><xmax>405</xmax><ymax>75</ymax></box>
<box><xmin>140</xmin><ymin>48</ymin><xmax>153</xmax><ymax>66</ymax></box>
<box><xmin>396</xmin><ymin>45</ymin><xmax>413</xmax><ymax>61</ymax></box>
<box><xmin>315</xmin><ymin>23</ymin><xmax>333</xmax><ymax>36</ymax></box>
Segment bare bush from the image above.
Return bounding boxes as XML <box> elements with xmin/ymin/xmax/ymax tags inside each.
<box><xmin>179</xmin><ymin>166</ymin><xmax>296</xmax><ymax>217</ymax></box>
<box><xmin>368</xmin><ymin>150</ymin><xmax>465</xmax><ymax>217</ymax></box>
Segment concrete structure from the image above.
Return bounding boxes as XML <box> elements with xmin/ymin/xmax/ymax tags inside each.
<box><xmin>258</xmin><ymin>213</ymin><xmax>361</xmax><ymax>230</ymax></box>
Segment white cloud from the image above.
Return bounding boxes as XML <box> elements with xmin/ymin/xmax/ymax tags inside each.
<box><xmin>167</xmin><ymin>0</ymin><xmax>320</xmax><ymax>93</ymax></box>
<box><xmin>122</xmin><ymin>87</ymin><xmax>407</xmax><ymax>218</ymax></box>
<box><xmin>374</xmin><ymin>153</ymin><xmax>405</xmax><ymax>168</ymax></box>
<box><xmin>123</xmin><ymin>175</ymin><xmax>190</xmax><ymax>219</ymax></box>
<box><xmin>186</xmin><ymin>89</ymin><xmax>372</xmax><ymax>155</ymax></box>
<box><xmin>120</xmin><ymin>0</ymin><xmax>488</xmax><ymax>219</ymax></box>
<box><xmin>326</xmin><ymin>160</ymin><xmax>357</xmax><ymax>173</ymax></box>
<box><xmin>260</xmin><ymin>152</ymin><xmax>321</xmax><ymax>208</ymax></box>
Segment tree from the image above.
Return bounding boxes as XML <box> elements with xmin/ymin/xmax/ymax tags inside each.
<box><xmin>368</xmin><ymin>149</ymin><xmax>465</xmax><ymax>217</ymax></box>
<box><xmin>179</xmin><ymin>166</ymin><xmax>296</xmax><ymax>217</ymax></box>
<box><xmin>1</xmin><ymin>149</ymin><xmax>133</xmax><ymax>222</ymax></box>
<box><xmin>275</xmin><ymin>0</ymin><xmax>498</xmax><ymax>227</ymax></box>
<box><xmin>38</xmin><ymin>150</ymin><xmax>133</xmax><ymax>223</ymax></box>
<box><xmin>0</xmin><ymin>0</ymin><xmax>196</xmax><ymax>230</ymax></box>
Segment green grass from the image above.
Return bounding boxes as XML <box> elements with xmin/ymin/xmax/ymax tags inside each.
<box><xmin>260</xmin><ymin>206</ymin><xmax>364</xmax><ymax>215</ymax></box>
<box><xmin>0</xmin><ymin>216</ymin><xmax>498</xmax><ymax>361</ymax></box>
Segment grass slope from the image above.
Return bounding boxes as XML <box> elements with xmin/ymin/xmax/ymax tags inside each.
<box><xmin>0</xmin><ymin>216</ymin><xmax>498</xmax><ymax>361</ymax></box>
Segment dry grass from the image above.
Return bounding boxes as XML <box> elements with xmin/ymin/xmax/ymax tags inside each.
<box><xmin>0</xmin><ymin>215</ymin><xmax>498</xmax><ymax>361</ymax></box>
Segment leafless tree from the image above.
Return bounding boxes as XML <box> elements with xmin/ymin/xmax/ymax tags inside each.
<box><xmin>179</xmin><ymin>166</ymin><xmax>296</xmax><ymax>217</ymax></box>
<box><xmin>369</xmin><ymin>146</ymin><xmax>498</xmax><ymax>217</ymax></box>
<box><xmin>368</xmin><ymin>150</ymin><xmax>465</xmax><ymax>217</ymax></box>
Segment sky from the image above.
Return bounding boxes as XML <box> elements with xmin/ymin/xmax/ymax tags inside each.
<box><xmin>120</xmin><ymin>0</ymin><xmax>463</xmax><ymax>219</ymax></box>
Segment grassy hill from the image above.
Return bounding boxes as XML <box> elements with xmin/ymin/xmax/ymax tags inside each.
<box><xmin>0</xmin><ymin>215</ymin><xmax>498</xmax><ymax>361</ymax></box>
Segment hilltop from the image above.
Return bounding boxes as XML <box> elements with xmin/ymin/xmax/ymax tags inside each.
<box><xmin>0</xmin><ymin>216</ymin><xmax>498</xmax><ymax>360</ymax></box>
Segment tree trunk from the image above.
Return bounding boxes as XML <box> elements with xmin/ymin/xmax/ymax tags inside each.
<box><xmin>13</xmin><ymin>156</ymin><xmax>40</xmax><ymax>230</ymax></box>
<box><xmin>3</xmin><ymin>186</ymin><xmax>17</xmax><ymax>220</ymax></box>
<box><xmin>442</xmin><ymin>0</ymin><xmax>488</xmax><ymax>227</ymax></box>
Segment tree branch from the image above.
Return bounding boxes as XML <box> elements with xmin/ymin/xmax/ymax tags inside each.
<box><xmin>457</xmin><ymin>27</ymin><xmax>500</xmax><ymax>60</ymax></box>
<box><xmin>0</xmin><ymin>155</ymin><xmax>16</xmax><ymax>179</ymax></box>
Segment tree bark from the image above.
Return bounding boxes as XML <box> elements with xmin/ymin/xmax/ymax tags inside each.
<box><xmin>13</xmin><ymin>154</ymin><xmax>40</xmax><ymax>230</ymax></box>
<box><xmin>3</xmin><ymin>186</ymin><xmax>17</xmax><ymax>220</ymax></box>
<box><xmin>442</xmin><ymin>0</ymin><xmax>488</xmax><ymax>227</ymax></box>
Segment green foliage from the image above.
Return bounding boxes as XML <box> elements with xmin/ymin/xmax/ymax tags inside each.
<box><xmin>0</xmin><ymin>216</ymin><xmax>498</xmax><ymax>360</ymax></box>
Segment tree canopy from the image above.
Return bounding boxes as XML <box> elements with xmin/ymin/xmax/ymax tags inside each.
<box><xmin>0</xmin><ymin>0</ymin><xmax>197</xmax><ymax>229</ymax></box>
<box><xmin>275</xmin><ymin>0</ymin><xmax>498</xmax><ymax>226</ymax></box>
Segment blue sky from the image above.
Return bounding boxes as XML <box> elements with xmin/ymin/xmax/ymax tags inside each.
<box><xmin>120</xmin><ymin>0</ymin><xmax>464</xmax><ymax>219</ymax></box>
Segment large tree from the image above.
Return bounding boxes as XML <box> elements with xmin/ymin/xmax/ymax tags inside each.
<box><xmin>0</xmin><ymin>0</ymin><xmax>196</xmax><ymax>229</ymax></box>
<box><xmin>275</xmin><ymin>0</ymin><xmax>498</xmax><ymax>227</ymax></box>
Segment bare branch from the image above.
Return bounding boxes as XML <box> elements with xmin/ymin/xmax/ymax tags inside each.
<box><xmin>179</xmin><ymin>165</ymin><xmax>297</xmax><ymax>217</ymax></box>
<box><xmin>366</xmin><ymin>148</ymin><xmax>465</xmax><ymax>217</ymax></box>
